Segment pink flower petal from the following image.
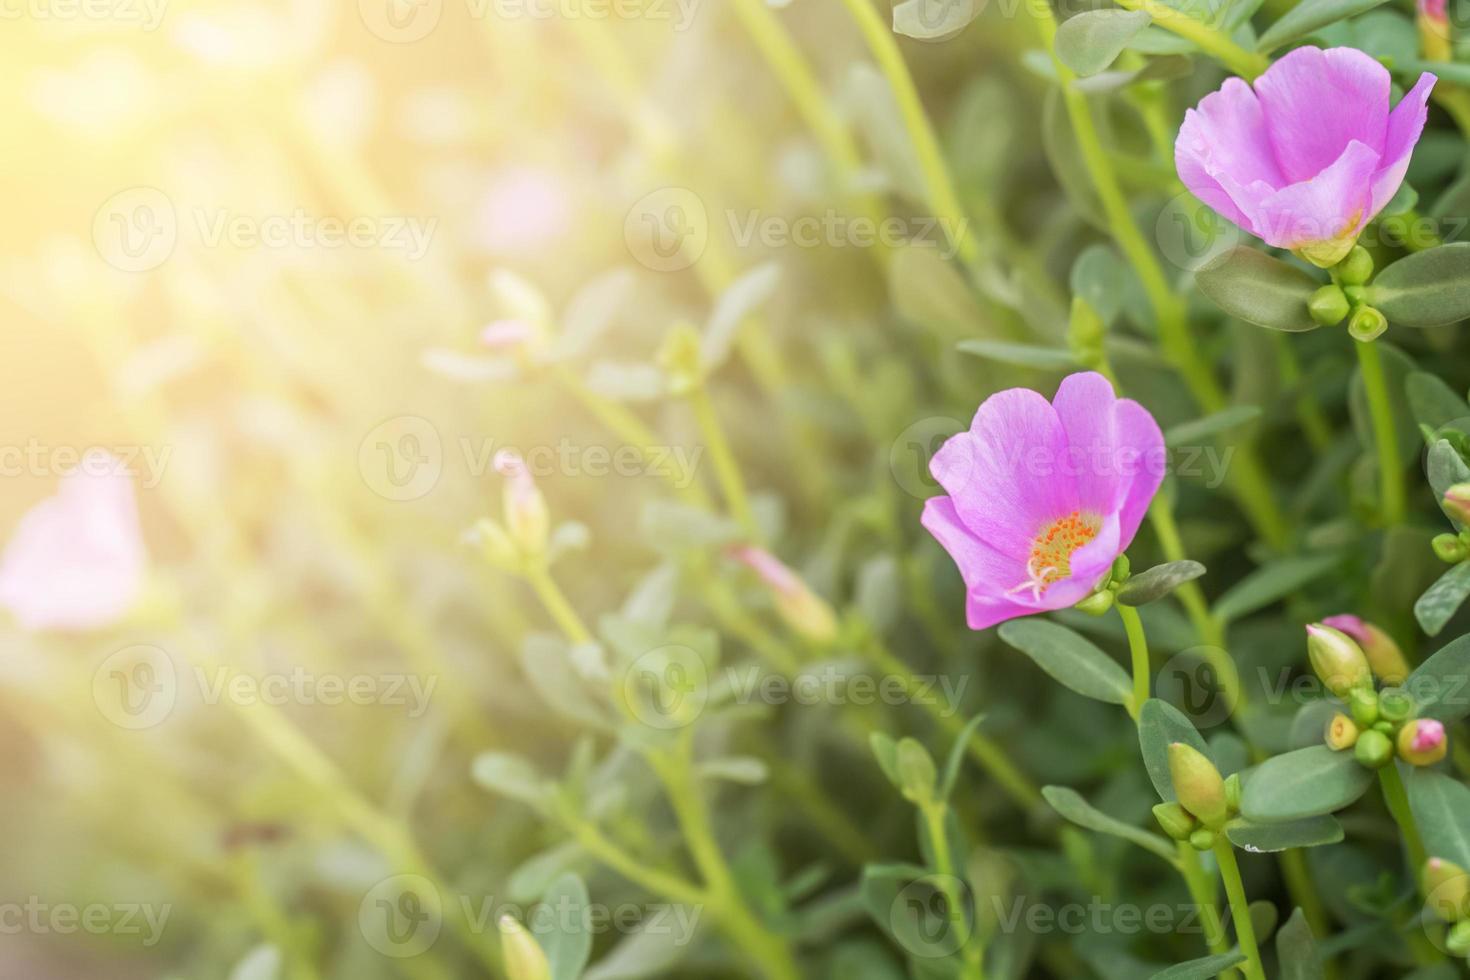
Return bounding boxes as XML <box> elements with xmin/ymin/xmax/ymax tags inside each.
<box><xmin>1254</xmin><ymin>140</ymin><xmax>1381</xmax><ymax>252</ymax></box>
<box><xmin>1176</xmin><ymin>77</ymin><xmax>1283</xmax><ymax>233</ymax></box>
<box><xmin>1255</xmin><ymin>47</ymin><xmax>1390</xmax><ymax>183</ymax></box>
<box><xmin>1112</xmin><ymin>398</ymin><xmax>1167</xmax><ymax>548</ymax></box>
<box><xmin>1371</xmin><ymin>72</ymin><xmax>1438</xmax><ymax>216</ymax></box>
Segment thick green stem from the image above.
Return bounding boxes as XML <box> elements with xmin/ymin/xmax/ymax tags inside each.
<box><xmin>922</xmin><ymin>802</ymin><xmax>985</xmax><ymax>978</ymax></box>
<box><xmin>1110</xmin><ymin>0</ymin><xmax>1269</xmax><ymax>78</ymax></box>
<box><xmin>1380</xmin><ymin>763</ymin><xmax>1428</xmax><ymax>872</ymax></box>
<box><xmin>1118</xmin><ymin>603</ymin><xmax>1151</xmax><ymax>719</ymax></box>
<box><xmin>524</xmin><ymin>563</ymin><xmax>596</xmax><ymax>646</ymax></box>
<box><xmin>1213</xmin><ymin>840</ymin><xmax>1267</xmax><ymax>980</ymax></box>
<box><xmin>1355</xmin><ymin>339</ymin><xmax>1406</xmax><ymax>526</ymax></box>
<box><xmin>1176</xmin><ymin>844</ymin><xmax>1236</xmax><ymax>977</ymax></box>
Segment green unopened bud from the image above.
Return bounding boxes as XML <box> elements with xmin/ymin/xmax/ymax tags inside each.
<box><xmin>1398</xmin><ymin>719</ymin><xmax>1449</xmax><ymax>766</ymax></box>
<box><xmin>1448</xmin><ymin>919</ymin><xmax>1470</xmax><ymax>956</ymax></box>
<box><xmin>1189</xmin><ymin>828</ymin><xmax>1217</xmax><ymax>851</ymax></box>
<box><xmin>1347</xmin><ymin>306</ymin><xmax>1388</xmax><ymax>342</ymax></box>
<box><xmin>1169</xmin><ymin>742</ymin><xmax>1228</xmax><ymax>828</ymax></box>
<box><xmin>1308</xmin><ymin>284</ymin><xmax>1351</xmax><ymax>326</ymax></box>
<box><xmin>1343</xmin><ymin>284</ymin><xmax>1367</xmax><ymax>305</ymax></box>
<box><xmin>1444</xmin><ymin>484</ymin><xmax>1470</xmax><ymax>527</ymax></box>
<box><xmin>1354</xmin><ymin>728</ymin><xmax>1394</xmax><ymax>769</ymax></box>
<box><xmin>1349</xmin><ymin>687</ymin><xmax>1379</xmax><ymax>727</ymax></box>
<box><xmin>657</xmin><ymin>322</ymin><xmax>704</xmax><ymax>396</ymax></box>
<box><xmin>1224</xmin><ymin>772</ymin><xmax>1242</xmax><ymax>813</ymax></box>
<box><xmin>1373</xmin><ymin>720</ymin><xmax>1394</xmax><ymax>734</ymax></box>
<box><xmin>1433</xmin><ymin>532</ymin><xmax>1469</xmax><ymax>563</ymax></box>
<box><xmin>499</xmin><ymin>916</ymin><xmax>552</xmax><ymax>980</ymax></box>
<box><xmin>1424</xmin><ymin>858</ymin><xmax>1470</xmax><ymax>922</ymax></box>
<box><xmin>1339</xmin><ymin>246</ymin><xmax>1375</xmax><ymax>286</ymax></box>
<box><xmin>1112</xmin><ymin>554</ymin><xmax>1130</xmax><ymax>581</ymax></box>
<box><xmin>1305</xmin><ymin>624</ymin><xmax>1372</xmax><ymax>697</ymax></box>
<box><xmin>1325</xmin><ymin>713</ymin><xmax>1360</xmax><ymax>751</ymax></box>
<box><xmin>1075</xmin><ymin>590</ymin><xmax>1114</xmax><ymax>616</ymax></box>
<box><xmin>1153</xmin><ymin>802</ymin><xmax>1197</xmax><ymax>841</ymax></box>
<box><xmin>1323</xmin><ymin>615</ymin><xmax>1411</xmax><ymax>685</ymax></box>
<box><xmin>1379</xmin><ymin>687</ymin><xmax>1415</xmax><ymax>723</ymax></box>
<box><xmin>495</xmin><ymin>451</ymin><xmax>549</xmax><ymax>557</ymax></box>
<box><xmin>467</xmin><ymin>518</ymin><xmax>519</xmax><ymax>569</ymax></box>
<box><xmin>729</xmin><ymin>546</ymin><xmax>840</xmax><ymax>646</ymax></box>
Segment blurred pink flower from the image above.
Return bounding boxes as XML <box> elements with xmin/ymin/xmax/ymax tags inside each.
<box><xmin>1176</xmin><ymin>47</ymin><xmax>1436</xmax><ymax>267</ymax></box>
<box><xmin>0</xmin><ymin>452</ymin><xmax>147</xmax><ymax>631</ymax></box>
<box><xmin>922</xmin><ymin>373</ymin><xmax>1164</xmax><ymax>630</ymax></box>
<box><xmin>474</xmin><ymin>167</ymin><xmax>571</xmax><ymax>255</ymax></box>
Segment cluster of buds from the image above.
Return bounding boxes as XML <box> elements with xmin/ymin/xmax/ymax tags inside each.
<box><xmin>1074</xmin><ymin>555</ymin><xmax>1131</xmax><ymax>616</ymax></box>
<box><xmin>1424</xmin><ymin>858</ymin><xmax>1470</xmax><ymax>957</ymax></box>
<box><xmin>1434</xmin><ymin>484</ymin><xmax>1470</xmax><ymax>562</ymax></box>
<box><xmin>468</xmin><ymin>450</ymin><xmax>551</xmax><ymax>572</ymax></box>
<box><xmin>1306</xmin><ymin>247</ymin><xmax>1386</xmax><ymax>341</ymax></box>
<box><xmin>1308</xmin><ymin>620</ymin><xmax>1447</xmax><ymax>768</ymax></box>
<box><xmin>1153</xmin><ymin>743</ymin><xmax>1242</xmax><ymax>851</ymax></box>
<box><xmin>729</xmin><ymin>545</ymin><xmax>841</xmax><ymax>646</ymax></box>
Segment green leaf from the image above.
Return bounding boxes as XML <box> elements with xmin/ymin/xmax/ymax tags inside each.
<box><xmin>1164</xmin><ymin>406</ymin><xmax>1262</xmax><ymax>447</ymax></box>
<box><xmin>1405</xmin><ymin>632</ymin><xmax>1470</xmax><ymax>721</ymax></box>
<box><xmin>1240</xmin><ymin>745</ymin><xmax>1375</xmax><ymax>821</ymax></box>
<box><xmin>1255</xmin><ymin>0</ymin><xmax>1390</xmax><ymax>51</ymax></box>
<box><xmin>893</xmin><ymin>0</ymin><xmax>980</xmax><ymax>39</ymax></box>
<box><xmin>697</xmin><ymin>756</ymin><xmax>770</xmax><ymax>784</ymax></box>
<box><xmin>229</xmin><ymin>945</ymin><xmax>282</xmax><ymax>980</ymax></box>
<box><xmin>1276</xmin><ymin>908</ymin><xmax>1324</xmax><ymax>980</ymax></box>
<box><xmin>1194</xmin><ymin>247</ymin><xmax>1322</xmax><ymax>332</ymax></box>
<box><xmin>1371</xmin><ymin>243</ymin><xmax>1470</xmax><ymax>328</ymax></box>
<box><xmin>1149</xmin><ymin>951</ymin><xmax>1248</xmax><ymax>980</ymax></box>
<box><xmin>1407</xmin><ymin>371</ymin><xmax>1470</xmax><ymax>433</ymax></box>
<box><xmin>870</xmin><ymin>732</ymin><xmax>900</xmax><ymax>788</ymax></box>
<box><xmin>1055</xmin><ymin>10</ymin><xmax>1151</xmax><ymax>76</ymax></box>
<box><xmin>1070</xmin><ymin>244</ymin><xmax>1125</xmax><ymax>327</ymax></box>
<box><xmin>1073</xmin><ymin>54</ymin><xmax>1194</xmax><ymax>94</ymax></box>
<box><xmin>1041</xmin><ymin>785</ymin><xmax>1178</xmax><ymax>861</ymax></box>
<box><xmin>1414</xmin><ymin>562</ymin><xmax>1470</xmax><ymax>638</ymax></box>
<box><xmin>472</xmin><ymin>752</ymin><xmax>551</xmax><ymax>808</ymax></box>
<box><xmin>1042</xmin><ymin>87</ymin><xmax>1106</xmax><ymax>229</ymax></box>
<box><xmin>508</xmin><ymin>842</ymin><xmax>585</xmax><ymax>902</ymax></box>
<box><xmin>702</xmin><ymin>262</ymin><xmax>781</xmax><ymax>368</ymax></box>
<box><xmin>1212</xmin><ymin>552</ymin><xmax>1343</xmax><ymax>622</ymax></box>
<box><xmin>536</xmin><ymin>873</ymin><xmax>593</xmax><ymax>980</ymax></box>
<box><xmin>1226</xmin><ymin>815</ymin><xmax>1345</xmax><ymax>852</ymax></box>
<box><xmin>998</xmin><ymin>619</ymin><xmax>1133</xmax><ymax>706</ymax></box>
<box><xmin>940</xmin><ymin>714</ymin><xmax>989</xmax><ymax>800</ymax></box>
<box><xmin>956</xmin><ymin>339</ymin><xmax>1078</xmax><ymax>369</ymax></box>
<box><xmin>1138</xmin><ymin>699</ymin><xmax>1209</xmax><ymax>802</ymax></box>
<box><xmin>583</xmin><ymin>360</ymin><xmax>667</xmax><ymax>401</ymax></box>
<box><xmin>1117</xmin><ymin>561</ymin><xmax>1207</xmax><ymax>607</ymax></box>
<box><xmin>1406</xmin><ymin>768</ymin><xmax>1470</xmax><ymax>870</ymax></box>
<box><xmin>1427</xmin><ymin>439</ymin><xmax>1470</xmax><ymax>503</ymax></box>
<box><xmin>554</xmin><ymin>267</ymin><xmax>635</xmax><ymax>359</ymax></box>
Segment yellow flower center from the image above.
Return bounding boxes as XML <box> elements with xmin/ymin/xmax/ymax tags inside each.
<box><xmin>1027</xmin><ymin>511</ymin><xmax>1102</xmax><ymax>587</ymax></box>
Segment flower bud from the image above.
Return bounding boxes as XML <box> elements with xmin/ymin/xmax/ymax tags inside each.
<box><xmin>1444</xmin><ymin>484</ymin><xmax>1470</xmax><ymax>526</ymax></box>
<box><xmin>729</xmin><ymin>546</ymin><xmax>840</xmax><ymax>646</ymax></box>
<box><xmin>1448</xmin><ymin>919</ymin><xmax>1470</xmax><ymax>957</ymax></box>
<box><xmin>1424</xmin><ymin>858</ymin><xmax>1470</xmax><ymax>922</ymax></box>
<box><xmin>1306</xmin><ymin>624</ymin><xmax>1372</xmax><ymax>697</ymax></box>
<box><xmin>1074</xmin><ymin>590</ymin><xmax>1114</xmax><ymax>616</ymax></box>
<box><xmin>1338</xmin><ymin>246</ymin><xmax>1374</xmax><ymax>286</ymax></box>
<box><xmin>1323</xmin><ymin>615</ymin><xmax>1411</xmax><ymax>685</ymax></box>
<box><xmin>495</xmin><ymin>451</ymin><xmax>549</xmax><ymax>557</ymax></box>
<box><xmin>1168</xmin><ymin>743</ymin><xmax>1228</xmax><ymax>829</ymax></box>
<box><xmin>1419</xmin><ymin>0</ymin><xmax>1451</xmax><ymax>61</ymax></box>
<box><xmin>466</xmin><ymin>518</ymin><xmax>519</xmax><ymax>569</ymax></box>
<box><xmin>1224</xmin><ymin>772</ymin><xmax>1242</xmax><ymax>813</ymax></box>
<box><xmin>1189</xmin><ymin>828</ymin><xmax>1216</xmax><ymax>851</ymax></box>
<box><xmin>1398</xmin><ymin>719</ymin><xmax>1449</xmax><ymax>766</ymax></box>
<box><xmin>1348</xmin><ymin>686</ymin><xmax>1379</xmax><ymax>727</ymax></box>
<box><xmin>499</xmin><ymin>915</ymin><xmax>552</xmax><ymax>980</ymax></box>
<box><xmin>1347</xmin><ymin>306</ymin><xmax>1388</xmax><ymax>343</ymax></box>
<box><xmin>1308</xmin><ymin>284</ymin><xmax>1350</xmax><ymax>326</ymax></box>
<box><xmin>1433</xmin><ymin>532</ymin><xmax>1469</xmax><ymax>563</ymax></box>
<box><xmin>1379</xmin><ymin>687</ymin><xmax>1416</xmax><ymax>723</ymax></box>
<box><xmin>1325</xmin><ymin>713</ymin><xmax>1360</xmax><ymax>751</ymax></box>
<box><xmin>1153</xmin><ymin>802</ymin><xmax>1196</xmax><ymax>841</ymax></box>
<box><xmin>1354</xmin><ymin>728</ymin><xmax>1394</xmax><ymax>769</ymax></box>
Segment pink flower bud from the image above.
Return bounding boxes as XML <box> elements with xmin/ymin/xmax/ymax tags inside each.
<box><xmin>1322</xmin><ymin>614</ymin><xmax>1411</xmax><ymax>685</ymax></box>
<box><xmin>479</xmin><ymin>319</ymin><xmax>536</xmax><ymax>350</ymax></box>
<box><xmin>730</xmin><ymin>545</ymin><xmax>839</xmax><ymax>645</ymax></box>
<box><xmin>1399</xmin><ymin>719</ymin><xmax>1449</xmax><ymax>766</ymax></box>
<box><xmin>494</xmin><ymin>450</ymin><xmax>548</xmax><ymax>557</ymax></box>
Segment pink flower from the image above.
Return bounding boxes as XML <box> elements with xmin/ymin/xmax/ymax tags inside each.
<box><xmin>0</xmin><ymin>452</ymin><xmax>147</xmax><ymax>631</ymax></box>
<box><xmin>1177</xmin><ymin>47</ymin><xmax>1436</xmax><ymax>267</ymax></box>
<box><xmin>1420</xmin><ymin>0</ymin><xmax>1447</xmax><ymax>22</ymax></box>
<box><xmin>921</xmin><ymin>373</ymin><xmax>1165</xmax><ymax>631</ymax></box>
<box><xmin>1414</xmin><ymin>719</ymin><xmax>1447</xmax><ymax>753</ymax></box>
<box><xmin>473</xmin><ymin>167</ymin><xmax>570</xmax><ymax>255</ymax></box>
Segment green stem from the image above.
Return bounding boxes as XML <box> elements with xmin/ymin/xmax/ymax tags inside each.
<box><xmin>1276</xmin><ymin>848</ymin><xmax>1339</xmax><ymax>980</ymax></box>
<box><xmin>1213</xmin><ymin>839</ymin><xmax>1267</xmax><ymax>980</ymax></box>
<box><xmin>1355</xmin><ymin>339</ymin><xmax>1406</xmax><ymax>526</ymax></box>
<box><xmin>524</xmin><ymin>563</ymin><xmax>595</xmax><ymax>646</ymax></box>
<box><xmin>688</xmin><ymin>384</ymin><xmax>760</xmax><ymax>539</ymax></box>
<box><xmin>1111</xmin><ymin>0</ymin><xmax>1270</xmax><ymax>78</ymax></box>
<box><xmin>922</xmin><ymin>802</ymin><xmax>985</xmax><ymax>978</ymax></box>
<box><xmin>1118</xmin><ymin>603</ymin><xmax>1151</xmax><ymax>719</ymax></box>
<box><xmin>835</xmin><ymin>0</ymin><xmax>977</xmax><ymax>267</ymax></box>
<box><xmin>1379</xmin><ymin>763</ymin><xmax>1428</xmax><ymax>872</ymax></box>
<box><xmin>1176</xmin><ymin>844</ymin><xmax>1236</xmax><ymax>976</ymax></box>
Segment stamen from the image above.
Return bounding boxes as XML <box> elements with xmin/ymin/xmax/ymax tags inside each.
<box><xmin>1007</xmin><ymin>510</ymin><xmax>1101</xmax><ymax>599</ymax></box>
